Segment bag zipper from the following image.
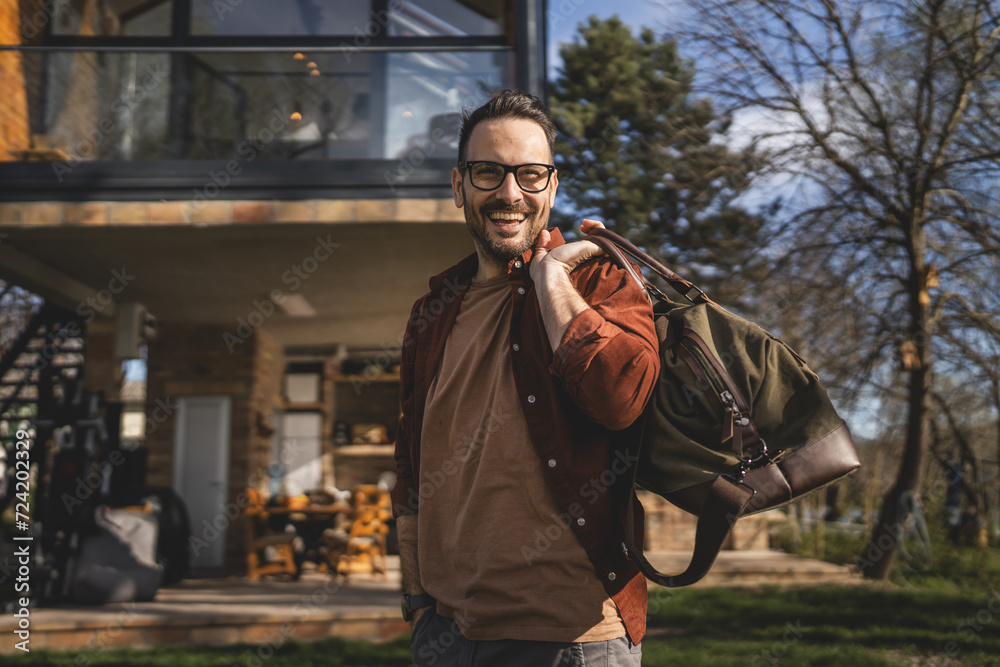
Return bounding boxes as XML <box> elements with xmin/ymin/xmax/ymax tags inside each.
<box><xmin>675</xmin><ymin>340</ymin><xmax>733</xmax><ymax>443</ymax></box>
<box><xmin>677</xmin><ymin>331</ymin><xmax>753</xmax><ymax>448</ymax></box>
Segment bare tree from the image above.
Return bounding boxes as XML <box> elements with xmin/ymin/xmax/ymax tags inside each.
<box><xmin>672</xmin><ymin>0</ymin><xmax>1000</xmax><ymax>578</ymax></box>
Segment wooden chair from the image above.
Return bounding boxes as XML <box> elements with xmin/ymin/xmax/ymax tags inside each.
<box><xmin>336</xmin><ymin>486</ymin><xmax>390</xmax><ymax>577</ymax></box>
<box><xmin>244</xmin><ymin>488</ymin><xmax>299</xmax><ymax>581</ymax></box>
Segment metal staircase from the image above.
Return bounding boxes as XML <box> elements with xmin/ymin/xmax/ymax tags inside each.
<box><xmin>0</xmin><ymin>280</ymin><xmax>87</xmax><ymax>438</ymax></box>
<box><xmin>0</xmin><ymin>280</ymin><xmax>87</xmax><ymax>520</ymax></box>
<box><xmin>0</xmin><ymin>281</ymin><xmax>188</xmax><ymax>605</ymax></box>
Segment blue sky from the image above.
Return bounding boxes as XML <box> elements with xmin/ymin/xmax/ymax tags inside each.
<box><xmin>546</xmin><ymin>0</ymin><xmax>661</xmax><ymax>78</ymax></box>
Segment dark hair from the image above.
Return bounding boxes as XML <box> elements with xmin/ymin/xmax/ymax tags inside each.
<box><xmin>457</xmin><ymin>89</ymin><xmax>557</xmax><ymax>164</ymax></box>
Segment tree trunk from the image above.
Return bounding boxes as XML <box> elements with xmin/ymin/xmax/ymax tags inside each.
<box><xmin>862</xmin><ymin>248</ymin><xmax>932</xmax><ymax>580</ymax></box>
<box><xmin>993</xmin><ymin>379</ymin><xmax>1000</xmax><ymax>544</ymax></box>
<box><xmin>862</xmin><ymin>363</ymin><xmax>931</xmax><ymax>578</ymax></box>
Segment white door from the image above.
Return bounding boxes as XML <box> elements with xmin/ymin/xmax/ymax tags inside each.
<box><xmin>174</xmin><ymin>396</ymin><xmax>231</xmax><ymax>568</ymax></box>
<box><xmin>279</xmin><ymin>412</ymin><xmax>323</xmax><ymax>496</ymax></box>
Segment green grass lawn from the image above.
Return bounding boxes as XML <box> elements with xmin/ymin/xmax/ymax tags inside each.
<box><xmin>7</xmin><ymin>583</ymin><xmax>1000</xmax><ymax>666</ymax></box>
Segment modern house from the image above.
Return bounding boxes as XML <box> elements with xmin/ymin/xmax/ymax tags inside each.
<box><xmin>0</xmin><ymin>0</ymin><xmax>548</xmax><ymax>573</ymax></box>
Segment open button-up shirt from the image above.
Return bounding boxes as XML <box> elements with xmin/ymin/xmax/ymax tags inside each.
<box><xmin>391</xmin><ymin>228</ymin><xmax>660</xmax><ymax>643</ymax></box>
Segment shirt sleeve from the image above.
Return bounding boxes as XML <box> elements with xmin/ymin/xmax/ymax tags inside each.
<box><xmin>549</xmin><ymin>258</ymin><xmax>660</xmax><ymax>431</ymax></box>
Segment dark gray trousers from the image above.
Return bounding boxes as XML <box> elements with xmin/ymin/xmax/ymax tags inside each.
<box><xmin>410</xmin><ymin>610</ymin><xmax>642</xmax><ymax>667</ymax></box>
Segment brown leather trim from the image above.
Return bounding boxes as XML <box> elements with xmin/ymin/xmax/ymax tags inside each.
<box><xmin>744</xmin><ymin>422</ymin><xmax>860</xmax><ymax>514</ymax></box>
<box><xmin>780</xmin><ymin>422</ymin><xmax>861</xmax><ymax>496</ymax></box>
<box><xmin>743</xmin><ymin>464</ymin><xmax>793</xmax><ymax>513</ymax></box>
<box><xmin>665</xmin><ymin>422</ymin><xmax>861</xmax><ymax>517</ymax></box>
<box><xmin>664</xmin><ymin>481</ymin><xmax>714</xmax><ymax>516</ymax></box>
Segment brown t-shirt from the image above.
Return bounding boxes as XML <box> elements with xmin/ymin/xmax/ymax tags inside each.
<box><xmin>417</xmin><ymin>273</ymin><xmax>625</xmax><ymax>642</ymax></box>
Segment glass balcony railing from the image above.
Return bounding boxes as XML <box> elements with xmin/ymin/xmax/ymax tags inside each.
<box><xmin>1</xmin><ymin>47</ymin><xmax>511</xmax><ymax>165</ymax></box>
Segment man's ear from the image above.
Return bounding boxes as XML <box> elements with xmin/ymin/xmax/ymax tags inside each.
<box><xmin>548</xmin><ymin>169</ymin><xmax>559</xmax><ymax>207</ymax></box>
<box><xmin>451</xmin><ymin>167</ymin><xmax>464</xmax><ymax>208</ymax></box>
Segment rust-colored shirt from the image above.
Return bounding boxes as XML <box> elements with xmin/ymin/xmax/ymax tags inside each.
<box><xmin>418</xmin><ymin>273</ymin><xmax>626</xmax><ymax>641</ymax></box>
<box><xmin>392</xmin><ymin>229</ymin><xmax>660</xmax><ymax>644</ymax></box>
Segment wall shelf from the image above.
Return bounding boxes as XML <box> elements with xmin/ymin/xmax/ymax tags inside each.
<box><xmin>331</xmin><ymin>372</ymin><xmax>401</xmax><ymax>383</ymax></box>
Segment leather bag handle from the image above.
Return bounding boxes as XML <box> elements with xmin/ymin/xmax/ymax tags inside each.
<box><xmin>587</xmin><ymin>228</ymin><xmax>715</xmax><ymax>306</ymax></box>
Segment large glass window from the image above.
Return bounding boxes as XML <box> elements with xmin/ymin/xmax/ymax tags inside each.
<box><xmin>9</xmin><ymin>48</ymin><xmax>507</xmax><ymax>163</ymax></box>
<box><xmin>24</xmin><ymin>50</ymin><xmax>172</xmax><ymax>162</ymax></box>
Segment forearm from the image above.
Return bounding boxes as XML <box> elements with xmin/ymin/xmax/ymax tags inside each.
<box><xmin>553</xmin><ymin>309</ymin><xmax>660</xmax><ymax>430</ymax></box>
<box><xmin>396</xmin><ymin>514</ymin><xmax>424</xmax><ymax>596</ymax></box>
<box><xmin>547</xmin><ymin>263</ymin><xmax>661</xmax><ymax>430</ymax></box>
<box><xmin>534</xmin><ymin>264</ymin><xmax>590</xmax><ymax>351</ymax></box>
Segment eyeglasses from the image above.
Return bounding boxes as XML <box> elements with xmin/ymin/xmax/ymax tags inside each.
<box><xmin>459</xmin><ymin>161</ymin><xmax>555</xmax><ymax>193</ymax></box>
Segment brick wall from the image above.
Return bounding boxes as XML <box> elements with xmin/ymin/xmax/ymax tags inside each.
<box><xmin>144</xmin><ymin>323</ymin><xmax>284</xmax><ymax>572</ymax></box>
<box><xmin>0</xmin><ymin>1</ymin><xmax>30</xmax><ymax>161</ymax></box>
<box><xmin>250</xmin><ymin>328</ymin><xmax>283</xmax><ymax>491</ymax></box>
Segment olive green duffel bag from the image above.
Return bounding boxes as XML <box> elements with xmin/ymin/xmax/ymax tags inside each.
<box><xmin>589</xmin><ymin>228</ymin><xmax>861</xmax><ymax>587</ymax></box>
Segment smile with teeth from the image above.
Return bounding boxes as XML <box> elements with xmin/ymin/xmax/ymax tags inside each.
<box><xmin>488</xmin><ymin>211</ymin><xmax>527</xmax><ymax>223</ymax></box>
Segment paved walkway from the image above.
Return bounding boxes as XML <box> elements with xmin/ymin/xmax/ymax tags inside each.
<box><xmin>1</xmin><ymin>551</ymin><xmax>863</xmax><ymax>654</ymax></box>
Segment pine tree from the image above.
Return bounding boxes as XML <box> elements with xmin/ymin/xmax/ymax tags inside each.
<box><xmin>549</xmin><ymin>16</ymin><xmax>770</xmax><ymax>299</ymax></box>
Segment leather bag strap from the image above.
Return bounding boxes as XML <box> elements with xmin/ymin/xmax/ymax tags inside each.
<box><xmin>587</xmin><ymin>228</ymin><xmax>715</xmax><ymax>306</ymax></box>
<box><xmin>623</xmin><ymin>475</ymin><xmax>755</xmax><ymax>587</ymax></box>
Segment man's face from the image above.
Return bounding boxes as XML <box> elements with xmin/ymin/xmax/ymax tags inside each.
<box><xmin>452</xmin><ymin>118</ymin><xmax>558</xmax><ymax>270</ymax></box>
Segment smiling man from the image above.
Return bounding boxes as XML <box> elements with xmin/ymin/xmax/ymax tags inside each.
<box><xmin>392</xmin><ymin>90</ymin><xmax>659</xmax><ymax>667</ymax></box>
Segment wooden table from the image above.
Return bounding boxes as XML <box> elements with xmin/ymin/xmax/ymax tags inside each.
<box><xmin>266</xmin><ymin>503</ymin><xmax>355</xmax><ymax>573</ymax></box>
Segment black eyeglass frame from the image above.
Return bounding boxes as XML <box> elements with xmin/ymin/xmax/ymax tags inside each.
<box><xmin>458</xmin><ymin>161</ymin><xmax>556</xmax><ymax>192</ymax></box>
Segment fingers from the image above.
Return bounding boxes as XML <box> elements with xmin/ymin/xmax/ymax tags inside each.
<box><xmin>529</xmin><ymin>231</ymin><xmax>602</xmax><ymax>282</ymax></box>
<box><xmin>555</xmin><ymin>239</ymin><xmax>604</xmax><ymax>270</ymax></box>
<box><xmin>580</xmin><ymin>219</ymin><xmax>607</xmax><ymax>235</ymax></box>
<box><xmin>579</xmin><ymin>239</ymin><xmax>604</xmax><ymax>258</ymax></box>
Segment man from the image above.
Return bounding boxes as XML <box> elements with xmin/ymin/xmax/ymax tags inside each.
<box><xmin>392</xmin><ymin>89</ymin><xmax>659</xmax><ymax>666</ymax></box>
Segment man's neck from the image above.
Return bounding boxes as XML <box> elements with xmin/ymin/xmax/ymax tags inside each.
<box><xmin>473</xmin><ymin>252</ymin><xmax>507</xmax><ymax>282</ymax></box>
